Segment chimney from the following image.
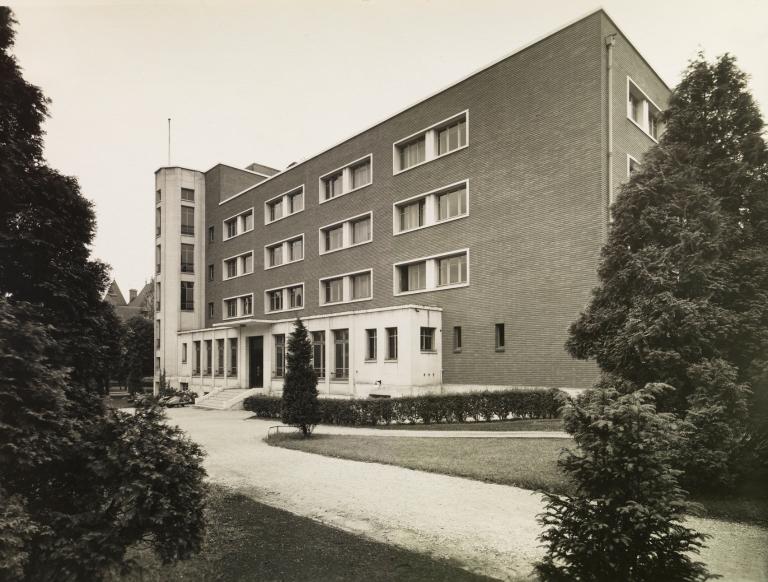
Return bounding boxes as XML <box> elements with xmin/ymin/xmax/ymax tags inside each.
<box><xmin>129</xmin><ymin>289</ymin><xmax>137</xmax><ymax>302</ymax></box>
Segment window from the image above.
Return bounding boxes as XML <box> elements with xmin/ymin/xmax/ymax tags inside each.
<box><xmin>333</xmin><ymin>329</ymin><xmax>349</xmax><ymax>379</ymax></box>
<box><xmin>420</xmin><ymin>327</ymin><xmax>436</xmax><ymax>352</ymax></box>
<box><xmin>288</xmin><ymin>285</ymin><xmax>303</xmax><ymax>309</ymax></box>
<box><xmin>241</xmin><ymin>295</ymin><xmax>253</xmax><ymax>316</ymax></box>
<box><xmin>155</xmin><ymin>245</ymin><xmax>161</xmax><ymax>274</ymax></box>
<box><xmin>323</xmin><ymin>278</ymin><xmax>343</xmax><ymax>304</ymax></box>
<box><xmin>155</xmin><ymin>282</ymin><xmax>161</xmax><ymax>311</ymax></box>
<box><xmin>386</xmin><ymin>327</ymin><xmax>398</xmax><ymax>360</ymax></box>
<box><xmin>351</xmin><ymin>271</ymin><xmax>371</xmax><ymax>300</ymax></box>
<box><xmin>437</xmin><ymin>117</ymin><xmax>467</xmax><ymax>155</ymax></box>
<box><xmin>351</xmin><ymin>216</ymin><xmax>371</xmax><ymax>245</ymax></box>
<box><xmin>223</xmin><ymin>251</ymin><xmax>254</xmax><ymax>279</ymax></box>
<box><xmin>156</xmin><ymin>189</ymin><xmax>161</xmax><ymax>203</ymax></box>
<box><xmin>265</xmin><ymin>235</ymin><xmax>304</xmax><ymax>269</ymax></box>
<box><xmin>319</xmin><ymin>212</ymin><xmax>373</xmax><ymax>254</ymax></box>
<box><xmin>453</xmin><ymin>326</ymin><xmax>462</xmax><ymax>352</ymax></box>
<box><xmin>155</xmin><ymin>320</ymin><xmax>160</xmax><ymax>348</ymax></box>
<box><xmin>180</xmin><ymin>281</ymin><xmax>194</xmax><ymax>311</ymax></box>
<box><xmin>208</xmin><ymin>226</ymin><xmax>214</xmax><ymax>242</ymax></box>
<box><xmin>274</xmin><ymin>334</ymin><xmax>286</xmax><ymax>377</ymax></box>
<box><xmin>181</xmin><ymin>187</ymin><xmax>195</xmax><ymax>202</ymax></box>
<box><xmin>394</xmin><ymin>181</ymin><xmax>469</xmax><ymax>234</ymax></box>
<box><xmin>398</xmin><ymin>261</ymin><xmax>426</xmax><ymax>292</ymax></box>
<box><xmin>319</xmin><ymin>155</ymin><xmax>372</xmax><ymax>203</ymax></box>
<box><xmin>312</xmin><ymin>331</ymin><xmax>326</xmax><ymax>379</ymax></box>
<box><xmin>438</xmin><ymin>254</ymin><xmax>467</xmax><ymax>286</ymax></box>
<box><xmin>216</xmin><ymin>339</ymin><xmax>224</xmax><ymax>374</ymax></box>
<box><xmin>225</xmin><ymin>259</ymin><xmax>237</xmax><ymax>279</ymax></box>
<box><xmin>181</xmin><ymin>343</ymin><xmax>187</xmax><ymax>364</ymax></box>
<box><xmin>269</xmin><ymin>290</ymin><xmax>282</xmax><ymax>312</ymax></box>
<box><xmin>208</xmin><ymin>264</ymin><xmax>214</xmax><ymax>282</ymax></box>
<box><xmin>223</xmin><ymin>209</ymin><xmax>254</xmax><ymax>240</ymax></box>
<box><xmin>395</xmin><ymin>249</ymin><xmax>469</xmax><ymax>295</ymax></box>
<box><xmin>394</xmin><ymin>111</ymin><xmax>468</xmax><ymax>173</ymax></box>
<box><xmin>265</xmin><ymin>186</ymin><xmax>304</xmax><ymax>224</ymax></box>
<box><xmin>265</xmin><ymin>284</ymin><xmax>304</xmax><ymax>313</ymax></box>
<box><xmin>204</xmin><ymin>340</ymin><xmax>212</xmax><ymax>374</ymax></box>
<box><xmin>229</xmin><ymin>338</ymin><xmax>238</xmax><ymax>373</ymax></box>
<box><xmin>207</xmin><ymin>302</ymin><xmax>214</xmax><ymax>318</ymax></box>
<box><xmin>181</xmin><ymin>243</ymin><xmax>194</xmax><ymax>273</ymax></box>
<box><xmin>156</xmin><ymin>207</ymin><xmax>161</xmax><ymax>236</ymax></box>
<box><xmin>225</xmin><ymin>298</ymin><xmax>237</xmax><ymax>318</ymax></box>
<box><xmin>193</xmin><ymin>341</ymin><xmax>201</xmax><ymax>373</ymax></box>
<box><xmin>437</xmin><ymin>185</ymin><xmax>467</xmax><ymax>221</ymax></box>
<box><xmin>366</xmin><ymin>329</ymin><xmax>377</xmax><ymax>360</ymax></box>
<box><xmin>223</xmin><ymin>293</ymin><xmax>253</xmax><ymax>319</ymax></box>
<box><xmin>181</xmin><ymin>206</ymin><xmax>194</xmax><ymax>236</ymax></box>
<box><xmin>628</xmin><ymin>155</ymin><xmax>641</xmax><ymax>177</ymax></box>
<box><xmin>495</xmin><ymin>323</ymin><xmax>505</xmax><ymax>351</ymax></box>
<box><xmin>627</xmin><ymin>78</ymin><xmax>662</xmax><ymax>141</ymax></box>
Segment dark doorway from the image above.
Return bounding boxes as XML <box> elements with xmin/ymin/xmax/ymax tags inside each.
<box><xmin>248</xmin><ymin>336</ymin><xmax>263</xmax><ymax>388</ymax></box>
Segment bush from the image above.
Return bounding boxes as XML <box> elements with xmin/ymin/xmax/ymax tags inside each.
<box><xmin>245</xmin><ymin>387</ymin><xmax>564</xmax><ymax>427</ymax></box>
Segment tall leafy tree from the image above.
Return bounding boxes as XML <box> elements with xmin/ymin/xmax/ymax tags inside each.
<box><xmin>122</xmin><ymin>315</ymin><xmax>153</xmax><ymax>394</ymax></box>
<box><xmin>282</xmin><ymin>318</ymin><xmax>320</xmax><ymax>436</ymax></box>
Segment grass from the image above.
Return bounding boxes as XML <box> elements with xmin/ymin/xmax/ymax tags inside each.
<box><xmin>374</xmin><ymin>418</ymin><xmax>564</xmax><ymax>432</ymax></box>
<box><xmin>271</xmin><ymin>434</ymin><xmax>768</xmax><ymax>527</ymax></box>
<box><xmin>117</xmin><ymin>485</ymin><xmax>496</xmax><ymax>582</ymax></box>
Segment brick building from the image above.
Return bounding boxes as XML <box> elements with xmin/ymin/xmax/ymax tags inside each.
<box><xmin>154</xmin><ymin>9</ymin><xmax>669</xmax><ymax>405</ymax></box>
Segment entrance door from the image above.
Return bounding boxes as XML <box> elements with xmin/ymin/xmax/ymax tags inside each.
<box><xmin>248</xmin><ymin>336</ymin><xmax>263</xmax><ymax>388</ymax></box>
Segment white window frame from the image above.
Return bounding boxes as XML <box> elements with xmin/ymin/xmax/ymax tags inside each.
<box><xmin>222</xmin><ymin>292</ymin><xmax>255</xmax><ymax>321</ymax></box>
<box><xmin>263</xmin><ymin>282</ymin><xmax>305</xmax><ymax>314</ymax></box>
<box><xmin>222</xmin><ymin>207</ymin><xmax>255</xmax><ymax>241</ymax></box>
<box><xmin>318</xmin><ymin>211</ymin><xmax>373</xmax><ymax>256</ymax></box>
<box><xmin>263</xmin><ymin>233</ymin><xmax>305</xmax><ymax>270</ymax></box>
<box><xmin>392</xmin><ymin>110</ymin><xmax>469</xmax><ymax>175</ymax></box>
<box><xmin>626</xmin><ymin>154</ymin><xmax>641</xmax><ymax>178</ymax></box>
<box><xmin>318</xmin><ymin>154</ymin><xmax>373</xmax><ymax>205</ymax></box>
<box><xmin>318</xmin><ymin>268</ymin><xmax>373</xmax><ymax>306</ymax></box>
<box><xmin>393</xmin><ymin>180</ymin><xmax>469</xmax><ymax>235</ymax></box>
<box><xmin>393</xmin><ymin>248</ymin><xmax>470</xmax><ymax>297</ymax></box>
<box><xmin>221</xmin><ymin>250</ymin><xmax>255</xmax><ymax>281</ymax></box>
<box><xmin>626</xmin><ymin>77</ymin><xmax>661</xmax><ymax>143</ymax></box>
<box><xmin>264</xmin><ymin>185</ymin><xmax>305</xmax><ymax>225</ymax></box>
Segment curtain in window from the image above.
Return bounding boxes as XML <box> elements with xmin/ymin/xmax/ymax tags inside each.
<box><xmin>438</xmin><ymin>186</ymin><xmax>467</xmax><ymax>220</ymax></box>
<box><xmin>352</xmin><ymin>218</ymin><xmax>370</xmax><ymax>243</ymax></box>
<box><xmin>399</xmin><ymin>200</ymin><xmax>424</xmax><ymax>231</ymax></box>
<box><xmin>351</xmin><ymin>272</ymin><xmax>370</xmax><ymax>299</ymax></box>
<box><xmin>351</xmin><ymin>161</ymin><xmax>370</xmax><ymax>189</ymax></box>
<box><xmin>400</xmin><ymin>137</ymin><xmax>425</xmax><ymax>169</ymax></box>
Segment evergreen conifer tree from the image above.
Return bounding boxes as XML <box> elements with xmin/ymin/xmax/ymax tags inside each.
<box><xmin>282</xmin><ymin>318</ymin><xmax>320</xmax><ymax>436</ymax></box>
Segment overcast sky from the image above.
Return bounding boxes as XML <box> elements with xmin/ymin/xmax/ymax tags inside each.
<box><xmin>8</xmin><ymin>0</ymin><xmax>768</xmax><ymax>293</ymax></box>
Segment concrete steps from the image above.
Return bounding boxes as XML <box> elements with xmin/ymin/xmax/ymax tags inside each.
<box><xmin>195</xmin><ymin>388</ymin><xmax>255</xmax><ymax>410</ymax></box>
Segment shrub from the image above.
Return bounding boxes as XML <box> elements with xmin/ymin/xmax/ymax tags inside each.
<box><xmin>245</xmin><ymin>387</ymin><xmax>564</xmax><ymax>427</ymax></box>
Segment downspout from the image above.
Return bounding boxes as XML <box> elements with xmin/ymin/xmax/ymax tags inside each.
<box><xmin>605</xmin><ymin>34</ymin><xmax>616</xmax><ymax>226</ymax></box>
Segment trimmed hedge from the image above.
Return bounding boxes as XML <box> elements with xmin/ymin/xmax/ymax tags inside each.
<box><xmin>243</xmin><ymin>388</ymin><xmax>565</xmax><ymax>427</ymax></box>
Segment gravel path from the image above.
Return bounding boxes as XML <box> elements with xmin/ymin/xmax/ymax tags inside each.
<box><xmin>167</xmin><ymin>408</ymin><xmax>768</xmax><ymax>582</ymax></box>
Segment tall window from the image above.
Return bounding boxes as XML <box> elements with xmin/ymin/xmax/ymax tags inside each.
<box><xmin>155</xmin><ymin>207</ymin><xmax>161</xmax><ymax>236</ymax></box>
<box><xmin>204</xmin><ymin>340</ymin><xmax>212</xmax><ymax>374</ymax></box>
<box><xmin>323</xmin><ymin>172</ymin><xmax>343</xmax><ymax>200</ymax></box>
<box><xmin>180</xmin><ymin>282</ymin><xmax>194</xmax><ymax>311</ymax></box>
<box><xmin>181</xmin><ymin>187</ymin><xmax>195</xmax><ymax>202</ymax></box>
<box><xmin>241</xmin><ymin>295</ymin><xmax>253</xmax><ymax>316</ymax></box>
<box><xmin>156</xmin><ymin>189</ymin><xmax>161</xmax><ymax>203</ymax></box>
<box><xmin>312</xmin><ymin>331</ymin><xmax>325</xmax><ymax>379</ymax></box>
<box><xmin>216</xmin><ymin>339</ymin><xmax>224</xmax><ymax>373</ymax></box>
<box><xmin>351</xmin><ymin>216</ymin><xmax>371</xmax><ymax>244</ymax></box>
<box><xmin>267</xmin><ymin>198</ymin><xmax>283</xmax><ymax>222</ymax></box>
<box><xmin>155</xmin><ymin>282</ymin><xmax>161</xmax><ymax>311</ymax></box>
<box><xmin>181</xmin><ymin>343</ymin><xmax>187</xmax><ymax>364</ymax></box>
<box><xmin>289</xmin><ymin>238</ymin><xmax>303</xmax><ymax>261</ymax></box>
<box><xmin>399</xmin><ymin>262</ymin><xmax>426</xmax><ymax>292</ymax></box>
<box><xmin>398</xmin><ymin>199</ymin><xmax>425</xmax><ymax>231</ymax></box>
<box><xmin>208</xmin><ymin>226</ymin><xmax>214</xmax><ymax>242</ymax></box>
<box><xmin>229</xmin><ymin>338</ymin><xmax>238</xmax><ymax>373</ymax></box>
<box><xmin>181</xmin><ymin>243</ymin><xmax>194</xmax><ymax>273</ymax></box>
<box><xmin>225</xmin><ymin>258</ymin><xmax>237</xmax><ymax>279</ymax></box>
<box><xmin>398</xmin><ymin>136</ymin><xmax>425</xmax><ymax>170</ymax></box>
<box><xmin>288</xmin><ymin>189</ymin><xmax>304</xmax><ymax>213</ymax></box>
<box><xmin>350</xmin><ymin>159</ymin><xmax>371</xmax><ymax>190</ymax></box>
<box><xmin>351</xmin><ymin>271</ymin><xmax>371</xmax><ymax>300</ymax></box>
<box><xmin>225</xmin><ymin>298</ymin><xmax>237</xmax><ymax>318</ymax></box>
<box><xmin>323</xmin><ymin>278</ymin><xmax>343</xmax><ymax>304</ymax></box>
<box><xmin>181</xmin><ymin>206</ymin><xmax>194</xmax><ymax>236</ymax></box>
<box><xmin>207</xmin><ymin>302</ymin><xmax>214</xmax><ymax>318</ymax></box>
<box><xmin>324</xmin><ymin>225</ymin><xmax>343</xmax><ymax>252</ymax></box>
<box><xmin>288</xmin><ymin>286</ymin><xmax>303</xmax><ymax>309</ymax></box>
<box><xmin>453</xmin><ymin>326</ymin><xmax>462</xmax><ymax>352</ymax></box>
<box><xmin>226</xmin><ymin>218</ymin><xmax>238</xmax><ymax>239</ymax></box>
<box><xmin>208</xmin><ymin>264</ymin><xmax>214</xmax><ymax>281</ymax></box>
<box><xmin>333</xmin><ymin>329</ymin><xmax>349</xmax><ymax>379</ymax></box>
<box><xmin>366</xmin><ymin>329</ymin><xmax>377</xmax><ymax>360</ymax></box>
<box><xmin>155</xmin><ymin>245</ymin><xmax>161</xmax><ymax>274</ymax></box>
<box><xmin>386</xmin><ymin>327</ymin><xmax>398</xmax><ymax>360</ymax></box>
<box><xmin>268</xmin><ymin>245</ymin><xmax>283</xmax><ymax>267</ymax></box>
<box><xmin>274</xmin><ymin>334</ymin><xmax>286</xmax><ymax>377</ymax></box>
<box><xmin>437</xmin><ymin>117</ymin><xmax>467</xmax><ymax>155</ymax></box>
<box><xmin>193</xmin><ymin>341</ymin><xmax>201</xmax><ymax>373</ymax></box>
<box><xmin>437</xmin><ymin>185</ymin><xmax>467</xmax><ymax>221</ymax></box>
<box><xmin>438</xmin><ymin>254</ymin><xmax>467</xmax><ymax>286</ymax></box>
<box><xmin>420</xmin><ymin>327</ymin><xmax>436</xmax><ymax>352</ymax></box>
<box><xmin>495</xmin><ymin>323</ymin><xmax>505</xmax><ymax>351</ymax></box>
<box><xmin>268</xmin><ymin>290</ymin><xmax>283</xmax><ymax>312</ymax></box>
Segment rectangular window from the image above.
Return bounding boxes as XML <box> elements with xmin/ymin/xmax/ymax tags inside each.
<box><xmin>350</xmin><ymin>271</ymin><xmax>371</xmax><ymax>300</ymax></box>
<box><xmin>207</xmin><ymin>302</ymin><xmax>214</xmax><ymax>318</ymax></box>
<box><xmin>181</xmin><ymin>206</ymin><xmax>195</xmax><ymax>236</ymax></box>
<box><xmin>229</xmin><ymin>338</ymin><xmax>238</xmax><ymax>373</ymax></box>
<box><xmin>350</xmin><ymin>159</ymin><xmax>371</xmax><ymax>190</ymax></box>
<box><xmin>155</xmin><ymin>282</ymin><xmax>161</xmax><ymax>311</ymax></box>
<box><xmin>180</xmin><ymin>243</ymin><xmax>194</xmax><ymax>273</ymax></box>
<box><xmin>267</xmin><ymin>198</ymin><xmax>283</xmax><ymax>222</ymax></box>
<box><xmin>366</xmin><ymin>329</ymin><xmax>377</xmax><ymax>360</ymax></box>
<box><xmin>312</xmin><ymin>331</ymin><xmax>326</xmax><ymax>379</ymax></box>
<box><xmin>320</xmin><ymin>156</ymin><xmax>372</xmax><ymax>203</ymax></box>
<box><xmin>181</xmin><ymin>343</ymin><xmax>187</xmax><ymax>364</ymax></box>
<box><xmin>351</xmin><ymin>216</ymin><xmax>371</xmax><ymax>244</ymax></box>
<box><xmin>181</xmin><ymin>187</ymin><xmax>195</xmax><ymax>202</ymax></box>
<box><xmin>453</xmin><ymin>326</ymin><xmax>462</xmax><ymax>352</ymax></box>
<box><xmin>398</xmin><ymin>199</ymin><xmax>425</xmax><ymax>231</ymax></box>
<box><xmin>274</xmin><ymin>334</ymin><xmax>286</xmax><ymax>378</ymax></box>
<box><xmin>437</xmin><ymin>185</ymin><xmax>468</xmax><ymax>221</ymax></box>
<box><xmin>333</xmin><ymin>329</ymin><xmax>349</xmax><ymax>379</ymax></box>
<box><xmin>386</xmin><ymin>327</ymin><xmax>398</xmax><ymax>360</ymax></box>
<box><xmin>420</xmin><ymin>327</ymin><xmax>436</xmax><ymax>352</ymax></box>
<box><xmin>398</xmin><ymin>136</ymin><xmax>426</xmax><ymax>170</ymax></box>
<box><xmin>208</xmin><ymin>226</ymin><xmax>214</xmax><ymax>242</ymax></box>
<box><xmin>243</xmin><ymin>253</ymin><xmax>253</xmax><ymax>273</ymax></box>
<box><xmin>225</xmin><ymin>298</ymin><xmax>237</xmax><ymax>318</ymax></box>
<box><xmin>223</xmin><ymin>209</ymin><xmax>253</xmax><ymax>240</ymax></box>
<box><xmin>180</xmin><ymin>281</ymin><xmax>194</xmax><ymax>311</ymax></box>
<box><xmin>266</xmin><ymin>187</ymin><xmax>304</xmax><ymax>224</ymax></box>
<box><xmin>268</xmin><ymin>289</ymin><xmax>283</xmax><ymax>312</ymax></box>
<box><xmin>289</xmin><ymin>238</ymin><xmax>303</xmax><ymax>261</ymax></box>
<box><xmin>438</xmin><ymin>254</ymin><xmax>467</xmax><ymax>286</ymax></box>
<box><xmin>155</xmin><ymin>245</ymin><xmax>161</xmax><ymax>274</ymax></box>
<box><xmin>495</xmin><ymin>323</ymin><xmax>505</xmax><ymax>351</ymax></box>
<box><xmin>241</xmin><ymin>295</ymin><xmax>253</xmax><ymax>316</ymax></box>
<box><xmin>193</xmin><ymin>341</ymin><xmax>201</xmax><ymax>373</ymax></box>
<box><xmin>288</xmin><ymin>285</ymin><xmax>303</xmax><ymax>309</ymax></box>
<box><xmin>288</xmin><ymin>189</ymin><xmax>304</xmax><ymax>213</ymax></box>
<box><xmin>216</xmin><ymin>339</ymin><xmax>224</xmax><ymax>374</ymax></box>
<box><xmin>156</xmin><ymin>189</ymin><xmax>161</xmax><ymax>203</ymax></box>
<box><xmin>323</xmin><ymin>172</ymin><xmax>343</xmax><ymax>200</ymax></box>
<box><xmin>437</xmin><ymin>117</ymin><xmax>467</xmax><ymax>155</ymax></box>
<box><xmin>225</xmin><ymin>218</ymin><xmax>237</xmax><ymax>239</ymax></box>
<box><xmin>628</xmin><ymin>156</ymin><xmax>641</xmax><ymax>177</ymax></box>
<box><xmin>242</xmin><ymin>212</ymin><xmax>253</xmax><ymax>232</ymax></box>
<box><xmin>399</xmin><ymin>261</ymin><xmax>426</xmax><ymax>292</ymax></box>
<box><xmin>225</xmin><ymin>258</ymin><xmax>237</xmax><ymax>279</ymax></box>
<box><xmin>627</xmin><ymin>78</ymin><xmax>662</xmax><ymax>140</ymax></box>
<box><xmin>156</xmin><ymin>207</ymin><xmax>161</xmax><ymax>237</ymax></box>
<box><xmin>628</xmin><ymin>92</ymin><xmax>642</xmax><ymax>123</ymax></box>
<box><xmin>268</xmin><ymin>244</ymin><xmax>283</xmax><ymax>267</ymax></box>
<box><xmin>323</xmin><ymin>278</ymin><xmax>343</xmax><ymax>304</ymax></box>
<box><xmin>208</xmin><ymin>264</ymin><xmax>214</xmax><ymax>282</ymax></box>
<box><xmin>324</xmin><ymin>225</ymin><xmax>344</xmax><ymax>252</ymax></box>
<box><xmin>204</xmin><ymin>340</ymin><xmax>212</xmax><ymax>374</ymax></box>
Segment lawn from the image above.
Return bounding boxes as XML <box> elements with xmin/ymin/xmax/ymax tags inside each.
<box><xmin>374</xmin><ymin>418</ymin><xmax>564</xmax><ymax>432</ymax></box>
<box><xmin>118</xmin><ymin>485</ymin><xmax>496</xmax><ymax>582</ymax></box>
<box><xmin>271</xmin><ymin>435</ymin><xmax>768</xmax><ymax>526</ymax></box>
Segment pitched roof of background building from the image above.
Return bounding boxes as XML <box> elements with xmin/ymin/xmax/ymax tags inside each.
<box><xmin>105</xmin><ymin>280</ymin><xmax>127</xmax><ymax>306</ymax></box>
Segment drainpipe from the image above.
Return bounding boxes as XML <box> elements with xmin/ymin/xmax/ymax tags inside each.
<box><xmin>605</xmin><ymin>34</ymin><xmax>616</xmax><ymax>226</ymax></box>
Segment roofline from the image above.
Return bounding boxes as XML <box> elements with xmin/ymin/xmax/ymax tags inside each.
<box><xmin>206</xmin><ymin>162</ymin><xmax>273</xmax><ymax>178</ymax></box>
<box><xmin>154</xmin><ymin>165</ymin><xmax>203</xmax><ymax>175</ymax></box>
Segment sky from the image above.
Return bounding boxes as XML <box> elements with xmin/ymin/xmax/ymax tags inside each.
<box><xmin>8</xmin><ymin>0</ymin><xmax>768</xmax><ymax>293</ymax></box>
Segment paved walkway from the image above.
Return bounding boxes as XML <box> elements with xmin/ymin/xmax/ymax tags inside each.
<box><xmin>168</xmin><ymin>408</ymin><xmax>768</xmax><ymax>582</ymax></box>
